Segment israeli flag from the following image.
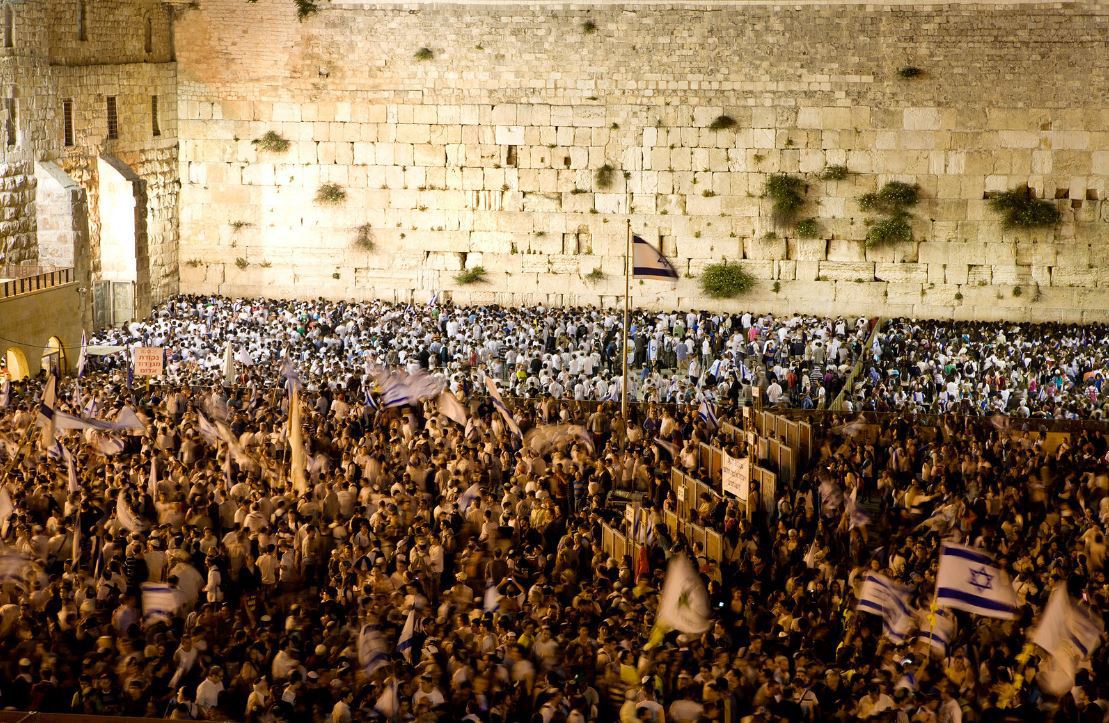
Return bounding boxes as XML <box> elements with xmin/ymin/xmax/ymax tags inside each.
<box><xmin>935</xmin><ymin>542</ymin><xmax>1018</xmax><ymax>619</ymax></box>
<box><xmin>698</xmin><ymin>399</ymin><xmax>718</xmax><ymax>430</ymax></box>
<box><xmin>483</xmin><ymin>373</ymin><xmax>523</xmax><ymax>440</ymax></box>
<box><xmin>280</xmin><ymin>358</ymin><xmax>302</xmax><ymax>396</ymax></box>
<box><xmin>141</xmin><ymin>582</ymin><xmax>180</xmax><ymax>623</ymax></box>
<box><xmin>916</xmin><ymin>607</ymin><xmax>956</xmax><ymax>654</ymax></box>
<box><xmin>632</xmin><ymin>235</ymin><xmax>679</xmax><ymax>280</ymax></box>
<box><xmin>77</xmin><ymin>331</ymin><xmax>89</xmax><ymax>378</ymax></box>
<box><xmin>357</xmin><ymin>624</ymin><xmax>390</xmax><ymax>674</ymax></box>
<box><xmin>397</xmin><ymin>609</ymin><xmax>417</xmax><ymax>662</ymax></box>
<box><xmin>857</xmin><ymin>573</ymin><xmax>915</xmax><ymax>643</ymax></box>
<box><xmin>458</xmin><ymin>482</ymin><xmax>482</xmax><ymax>513</ymax></box>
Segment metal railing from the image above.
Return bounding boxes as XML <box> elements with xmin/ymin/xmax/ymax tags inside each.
<box><xmin>0</xmin><ymin>266</ymin><xmax>75</xmax><ymax>299</ymax></box>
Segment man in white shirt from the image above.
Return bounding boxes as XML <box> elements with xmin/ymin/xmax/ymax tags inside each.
<box><xmin>194</xmin><ymin>666</ymin><xmax>225</xmax><ymax>717</ymax></box>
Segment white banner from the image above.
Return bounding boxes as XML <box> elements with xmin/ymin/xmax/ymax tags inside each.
<box><xmin>722</xmin><ymin>451</ymin><xmax>750</xmax><ymax>501</ymax></box>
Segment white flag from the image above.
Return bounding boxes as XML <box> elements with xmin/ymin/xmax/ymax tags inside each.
<box><xmin>77</xmin><ymin>331</ymin><xmax>89</xmax><ymax>377</ymax></box>
<box><xmin>148</xmin><ymin>455</ymin><xmax>158</xmax><ymax>499</ymax></box>
<box><xmin>62</xmin><ymin>444</ymin><xmax>79</xmax><ymax>494</ymax></box>
<box><xmin>0</xmin><ymin>485</ymin><xmax>14</xmax><ymax>529</ymax></box>
<box><xmin>289</xmin><ymin>387</ymin><xmax>308</xmax><ymax>495</ymax></box>
<box><xmin>655</xmin><ymin>554</ymin><xmax>712</xmax><ymax>635</ymax></box>
<box><xmin>116</xmin><ymin>491</ymin><xmax>146</xmax><ymax>533</ymax></box>
<box><xmin>36</xmin><ymin>375</ymin><xmax>57</xmax><ymax>452</ymax></box>
<box><xmin>525</xmin><ymin>424</ymin><xmax>595</xmax><ymax>455</ymax></box>
<box><xmin>0</xmin><ymin>377</ymin><xmax>9</xmax><ymax>408</ymax></box>
<box><xmin>856</xmin><ymin>573</ymin><xmax>915</xmax><ymax>643</ymax></box>
<box><xmin>223</xmin><ymin>343</ymin><xmax>235</xmax><ymax>386</ymax></box>
<box><xmin>1029</xmin><ymin>586</ymin><xmax>1104</xmax><ymax>695</ymax></box>
<box><xmin>357</xmin><ymin>624</ymin><xmax>389</xmax><ymax>674</ymax></box>
<box><xmin>458</xmin><ymin>482</ymin><xmax>482</xmax><ymax>513</ymax></box>
<box><xmin>935</xmin><ymin>542</ymin><xmax>1018</xmax><ymax>619</ymax></box>
<box><xmin>374</xmin><ymin>678</ymin><xmax>399</xmax><ymax>717</ymax></box>
<box><xmin>437</xmin><ymin>390</ymin><xmax>469</xmax><ymax>428</ymax></box>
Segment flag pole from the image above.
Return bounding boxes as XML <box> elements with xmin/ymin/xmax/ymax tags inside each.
<box><xmin>622</xmin><ymin>219</ymin><xmax>631</xmax><ymax>421</ymax></box>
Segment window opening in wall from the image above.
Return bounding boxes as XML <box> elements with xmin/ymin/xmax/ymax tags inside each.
<box><xmin>3</xmin><ymin>4</ymin><xmax>13</xmax><ymax>49</ymax></box>
<box><xmin>77</xmin><ymin>0</ymin><xmax>87</xmax><ymax>42</ymax></box>
<box><xmin>63</xmin><ymin>99</ymin><xmax>74</xmax><ymax>146</ymax></box>
<box><xmin>151</xmin><ymin>95</ymin><xmax>160</xmax><ymax>137</ymax></box>
<box><xmin>144</xmin><ymin>17</ymin><xmax>152</xmax><ymax>53</ymax></box>
<box><xmin>106</xmin><ymin>96</ymin><xmax>118</xmax><ymax>140</ymax></box>
<box><xmin>4</xmin><ymin>97</ymin><xmax>16</xmax><ymax>147</ymax></box>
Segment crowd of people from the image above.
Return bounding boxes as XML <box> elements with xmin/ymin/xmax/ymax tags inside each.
<box><xmin>0</xmin><ymin>294</ymin><xmax>1103</xmax><ymax>723</ymax></box>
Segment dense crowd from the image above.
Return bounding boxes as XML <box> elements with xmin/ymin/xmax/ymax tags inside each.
<box><xmin>851</xmin><ymin>320</ymin><xmax>1109</xmax><ymax>419</ymax></box>
<box><xmin>0</xmin><ymin>296</ymin><xmax>1104</xmax><ymax>722</ymax></box>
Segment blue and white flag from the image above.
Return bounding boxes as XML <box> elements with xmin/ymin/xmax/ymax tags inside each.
<box><xmin>437</xmin><ymin>390</ymin><xmax>469</xmax><ymax>428</ymax></box>
<box><xmin>36</xmin><ymin>375</ymin><xmax>57</xmax><ymax>452</ymax></box>
<box><xmin>0</xmin><ymin>550</ymin><xmax>36</xmax><ymax>588</ymax></box>
<box><xmin>698</xmin><ymin>400</ymin><xmax>718</xmax><ymax>430</ymax></box>
<box><xmin>846</xmin><ymin>488</ymin><xmax>871</xmax><ymax>530</ymax></box>
<box><xmin>280</xmin><ymin>359</ymin><xmax>302</xmax><ymax>397</ymax></box>
<box><xmin>483</xmin><ymin>373</ymin><xmax>523</xmax><ymax>440</ymax></box>
<box><xmin>196</xmin><ymin>412</ymin><xmax>218</xmax><ymax>447</ymax></box>
<box><xmin>916</xmin><ymin>607</ymin><xmax>956</xmax><ymax>655</ymax></box>
<box><xmin>374</xmin><ymin>678</ymin><xmax>400</xmax><ymax>717</ymax></box>
<box><xmin>459</xmin><ymin>482</ymin><xmax>482</xmax><ymax>513</ymax></box>
<box><xmin>1029</xmin><ymin>586</ymin><xmax>1104</xmax><ymax>695</ymax></box>
<box><xmin>364</xmin><ymin>386</ymin><xmax>380</xmax><ymax>411</ymax></box>
<box><xmin>377</xmin><ymin>369</ymin><xmax>445</xmax><ymax>408</ymax></box>
<box><xmin>357</xmin><ymin>624</ymin><xmax>390</xmax><ymax>674</ymax></box>
<box><xmin>935</xmin><ymin>542</ymin><xmax>1018</xmax><ymax>619</ymax></box>
<box><xmin>77</xmin><ymin>331</ymin><xmax>89</xmax><ymax>378</ymax></box>
<box><xmin>60</xmin><ymin>444</ymin><xmax>80</xmax><ymax>495</ymax></box>
<box><xmin>397</xmin><ymin>609</ymin><xmax>417</xmax><ymax>662</ymax></box>
<box><xmin>116</xmin><ymin>491</ymin><xmax>146</xmax><ymax>533</ymax></box>
<box><xmin>632</xmin><ymin>235</ymin><xmax>679</xmax><ymax>280</ymax></box>
<box><xmin>141</xmin><ymin>581</ymin><xmax>180</xmax><ymax>623</ymax></box>
<box><xmin>857</xmin><ymin>573</ymin><xmax>915</xmax><ymax>643</ymax></box>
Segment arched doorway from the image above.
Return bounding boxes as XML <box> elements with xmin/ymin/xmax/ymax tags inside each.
<box><xmin>4</xmin><ymin>347</ymin><xmax>29</xmax><ymax>381</ymax></box>
<box><xmin>41</xmin><ymin>336</ymin><xmax>65</xmax><ymax>376</ymax></box>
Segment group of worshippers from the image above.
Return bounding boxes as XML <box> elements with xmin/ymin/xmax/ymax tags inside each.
<box><xmin>853</xmin><ymin>319</ymin><xmax>1109</xmax><ymax>420</ymax></box>
<box><xmin>85</xmin><ymin>295</ymin><xmax>865</xmax><ymax>410</ymax></box>
<box><xmin>0</xmin><ymin>295</ymin><xmax>1103</xmax><ymax>722</ymax></box>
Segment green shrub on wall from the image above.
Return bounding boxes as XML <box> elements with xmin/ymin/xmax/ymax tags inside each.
<box><xmin>708</xmin><ymin>115</ymin><xmax>737</xmax><ymax>131</ymax></box>
<box><xmin>294</xmin><ymin>0</ymin><xmax>318</xmax><ymax>21</ymax></box>
<box><xmin>315</xmin><ymin>183</ymin><xmax>347</xmax><ymax>205</ymax></box>
<box><xmin>865</xmin><ymin>212</ymin><xmax>913</xmax><ymax>247</ymax></box>
<box><xmin>764</xmin><ymin>174</ymin><xmax>806</xmax><ymax>224</ymax></box>
<box><xmin>253</xmin><ymin>131</ymin><xmax>290</xmax><ymax>154</ymax></box>
<box><xmin>595</xmin><ymin>164</ymin><xmax>616</xmax><ymax>190</ymax></box>
<box><xmin>699</xmin><ymin>261</ymin><xmax>755</xmax><ymax>299</ymax></box>
<box><xmin>455</xmin><ymin>267</ymin><xmax>486</xmax><ymax>284</ymax></box>
<box><xmin>859</xmin><ymin>181</ymin><xmax>919</xmax><ymax>214</ymax></box>
<box><xmin>819</xmin><ymin>165</ymin><xmax>848</xmax><ymax>181</ymax></box>
<box><xmin>989</xmin><ymin>187</ymin><xmax>1061</xmax><ymax>229</ymax></box>
<box><xmin>794</xmin><ymin>218</ymin><xmax>819</xmax><ymax>238</ymax></box>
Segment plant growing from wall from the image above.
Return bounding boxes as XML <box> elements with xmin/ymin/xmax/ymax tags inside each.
<box><xmin>988</xmin><ymin>186</ymin><xmax>1061</xmax><ymax>229</ymax></box>
<box><xmin>595</xmin><ymin>164</ymin><xmax>615</xmax><ymax>190</ymax></box>
<box><xmin>794</xmin><ymin>218</ymin><xmax>819</xmax><ymax>238</ymax></box>
<box><xmin>235</xmin><ymin>257</ymin><xmax>249</xmax><ymax>270</ymax></box>
<box><xmin>859</xmin><ymin>181</ymin><xmax>919</xmax><ymax>213</ymax></box>
<box><xmin>764</xmin><ymin>174</ymin><xmax>806</xmax><ymax>224</ymax></box>
<box><xmin>865</xmin><ymin>212</ymin><xmax>913</xmax><ymax>247</ymax></box>
<box><xmin>253</xmin><ymin>131</ymin><xmax>290</xmax><ymax>154</ymax></box>
<box><xmin>414</xmin><ymin>47</ymin><xmax>434</xmax><ymax>61</ymax></box>
<box><xmin>585</xmin><ymin>267</ymin><xmax>605</xmax><ymax>282</ymax></box>
<box><xmin>820</xmin><ymin>164</ymin><xmax>848</xmax><ymax>181</ymax></box>
<box><xmin>230</xmin><ymin>221</ymin><xmax>252</xmax><ymax>232</ymax></box>
<box><xmin>581</xmin><ymin>20</ymin><xmax>597</xmax><ymax>34</ymax></box>
<box><xmin>859</xmin><ymin>181</ymin><xmax>919</xmax><ymax>247</ymax></box>
<box><xmin>897</xmin><ymin>66</ymin><xmax>923</xmax><ymax>79</ymax></box>
<box><xmin>708</xmin><ymin>115</ymin><xmax>737</xmax><ymax>131</ymax></box>
<box><xmin>455</xmin><ymin>266</ymin><xmax>487</xmax><ymax>285</ymax></box>
<box><xmin>355</xmin><ymin>224</ymin><xmax>374</xmax><ymax>250</ymax></box>
<box><xmin>315</xmin><ymin>183</ymin><xmax>347</xmax><ymax>205</ymax></box>
<box><xmin>185</xmin><ymin>259</ymin><xmax>203</xmax><ymax>268</ymax></box>
<box><xmin>294</xmin><ymin>0</ymin><xmax>318</xmax><ymax>21</ymax></box>
<box><xmin>699</xmin><ymin>260</ymin><xmax>755</xmax><ymax>299</ymax></box>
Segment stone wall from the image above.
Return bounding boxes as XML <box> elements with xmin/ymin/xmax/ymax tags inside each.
<box><xmin>173</xmin><ymin>0</ymin><xmax>1104</xmax><ymax>321</ymax></box>
<box><xmin>0</xmin><ymin>0</ymin><xmax>179</xmax><ymax>315</ymax></box>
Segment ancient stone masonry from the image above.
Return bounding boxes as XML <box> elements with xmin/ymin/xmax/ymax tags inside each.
<box><xmin>172</xmin><ymin>0</ymin><xmax>1109</xmax><ymax>322</ymax></box>
<box><xmin>0</xmin><ymin>0</ymin><xmax>178</xmax><ymax>315</ymax></box>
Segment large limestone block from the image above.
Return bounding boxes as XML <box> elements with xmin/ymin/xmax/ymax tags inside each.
<box><xmin>788</xmin><ymin>238</ymin><xmax>827</xmax><ymax>261</ymax></box>
<box><xmin>886</xmin><ymin>282</ymin><xmax>924</xmax><ymax>306</ymax></box>
<box><xmin>874</xmin><ymin>263</ymin><xmax>928</xmax><ymax>284</ymax></box>
<box><xmin>827</xmin><ymin>240</ymin><xmax>867</xmax><ymax>263</ymax></box>
<box><xmin>817</xmin><ymin>261</ymin><xmax>875</xmax><ymax>282</ymax></box>
<box><xmin>744</xmin><ymin>234</ymin><xmax>787</xmax><ymax>261</ymax></box>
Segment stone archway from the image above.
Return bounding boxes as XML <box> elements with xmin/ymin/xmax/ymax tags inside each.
<box><xmin>4</xmin><ymin>347</ymin><xmax>29</xmax><ymax>381</ymax></box>
<box><xmin>41</xmin><ymin>335</ymin><xmax>65</xmax><ymax>376</ymax></box>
